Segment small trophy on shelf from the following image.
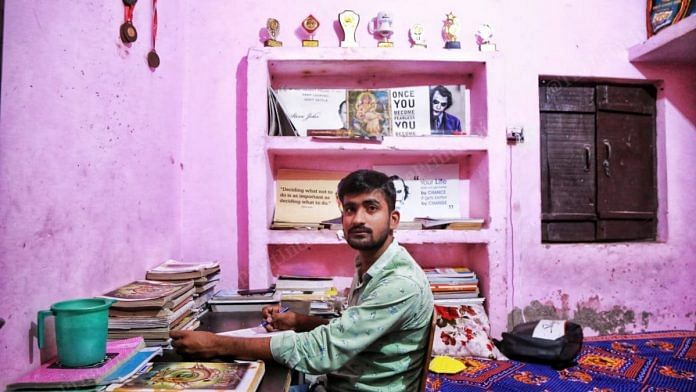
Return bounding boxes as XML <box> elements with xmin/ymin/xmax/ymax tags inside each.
<box><xmin>301</xmin><ymin>15</ymin><xmax>320</xmax><ymax>47</ymax></box>
<box><xmin>409</xmin><ymin>24</ymin><xmax>427</xmax><ymax>48</ymax></box>
<box><xmin>339</xmin><ymin>10</ymin><xmax>360</xmax><ymax>48</ymax></box>
<box><xmin>476</xmin><ymin>24</ymin><xmax>496</xmax><ymax>51</ymax></box>
<box><xmin>264</xmin><ymin>18</ymin><xmax>282</xmax><ymax>47</ymax></box>
<box><xmin>369</xmin><ymin>11</ymin><xmax>394</xmax><ymax>47</ymax></box>
<box><xmin>443</xmin><ymin>12</ymin><xmax>461</xmax><ymax>49</ymax></box>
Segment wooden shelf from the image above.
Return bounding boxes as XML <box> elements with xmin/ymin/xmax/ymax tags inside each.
<box><xmin>629</xmin><ymin>15</ymin><xmax>696</xmax><ymax>63</ymax></box>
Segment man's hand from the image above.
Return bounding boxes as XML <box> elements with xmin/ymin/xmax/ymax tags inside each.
<box><xmin>170</xmin><ymin>330</ymin><xmax>221</xmax><ymax>359</ymax></box>
<box><xmin>261</xmin><ymin>305</ymin><xmax>297</xmax><ymax>332</ymax></box>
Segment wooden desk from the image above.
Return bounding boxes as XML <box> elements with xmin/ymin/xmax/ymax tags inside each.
<box><xmin>159</xmin><ymin>311</ymin><xmax>292</xmax><ymax>392</ymax></box>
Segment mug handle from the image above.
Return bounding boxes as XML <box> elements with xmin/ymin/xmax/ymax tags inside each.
<box><xmin>37</xmin><ymin>309</ymin><xmax>53</xmax><ymax>349</ymax></box>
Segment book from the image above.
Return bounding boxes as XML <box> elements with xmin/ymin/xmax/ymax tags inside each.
<box><xmin>390</xmin><ymin>86</ymin><xmax>431</xmax><ymax>136</ymax></box>
<box><xmin>102</xmin><ymin>280</ymin><xmax>195</xmax><ymax>310</ymax></box>
<box><xmin>209</xmin><ymin>291</ymin><xmax>281</xmax><ymax>312</ymax></box>
<box><xmin>273</xmin><ymin>169</ymin><xmax>345</xmax><ymax>226</ymax></box>
<box><xmin>423</xmin><ymin>267</ymin><xmax>475</xmax><ymax>278</ymax></box>
<box><xmin>433</xmin><ymin>297</ymin><xmax>486</xmax><ymax>306</ymax></box>
<box><xmin>274</xmin><ymin>88</ymin><xmax>346</xmax><ymax>136</ymax></box>
<box><xmin>146</xmin><ymin>259</ymin><xmax>221</xmax><ymax>281</ymax></box>
<box><xmin>432</xmin><ymin>290</ymin><xmax>481</xmax><ymax>300</ymax></box>
<box><xmin>430</xmin><ymin>283</ymin><xmax>479</xmax><ymax>292</ymax></box>
<box><xmin>275</xmin><ymin>275</ymin><xmax>335</xmax><ymax>292</ymax></box>
<box><xmin>108</xmin><ymin>300</ymin><xmax>195</xmax><ymax>329</ymax></box>
<box><xmin>6</xmin><ymin>337</ymin><xmax>145</xmax><ymax>390</ymax></box>
<box><xmin>112</xmin><ymin>361</ymin><xmax>265</xmax><ymax>392</ymax></box>
<box><xmin>416</xmin><ymin>217</ymin><xmax>484</xmax><ymax>230</ymax></box>
<box><xmin>373</xmin><ymin>163</ymin><xmax>464</xmax><ymax>221</ymax></box>
<box><xmin>268</xmin><ymin>88</ymin><xmax>299</xmax><ymax>136</ymax></box>
<box><xmin>107</xmin><ymin>314</ymin><xmax>199</xmax><ymax>341</ymax></box>
<box><xmin>347</xmin><ymin>89</ymin><xmax>392</xmax><ymax>137</ymax></box>
<box><xmin>100</xmin><ymin>347</ymin><xmax>163</xmax><ymax>385</ymax></box>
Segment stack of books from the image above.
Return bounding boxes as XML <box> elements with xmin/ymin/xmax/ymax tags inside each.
<box><xmin>146</xmin><ymin>259</ymin><xmax>221</xmax><ymax>319</ymax></box>
<box><xmin>424</xmin><ymin>267</ymin><xmax>484</xmax><ymax>305</ymax></box>
<box><xmin>101</xmin><ymin>280</ymin><xmax>198</xmax><ymax>346</ymax></box>
<box><xmin>209</xmin><ymin>288</ymin><xmax>281</xmax><ymax>312</ymax></box>
<box><xmin>7</xmin><ymin>337</ymin><xmax>161</xmax><ymax>390</ymax></box>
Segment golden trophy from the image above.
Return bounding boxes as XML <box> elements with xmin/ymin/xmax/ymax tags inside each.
<box><xmin>443</xmin><ymin>12</ymin><xmax>461</xmax><ymax>49</ymax></box>
<box><xmin>301</xmin><ymin>15</ymin><xmax>320</xmax><ymax>47</ymax></box>
<box><xmin>264</xmin><ymin>18</ymin><xmax>282</xmax><ymax>47</ymax></box>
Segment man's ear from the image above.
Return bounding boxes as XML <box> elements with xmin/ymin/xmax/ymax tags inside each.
<box><xmin>390</xmin><ymin>209</ymin><xmax>400</xmax><ymax>230</ymax></box>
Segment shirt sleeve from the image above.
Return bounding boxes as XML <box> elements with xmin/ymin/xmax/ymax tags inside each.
<box><xmin>270</xmin><ymin>275</ymin><xmax>421</xmax><ymax>374</ymax></box>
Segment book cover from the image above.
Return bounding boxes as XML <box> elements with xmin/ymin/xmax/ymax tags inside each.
<box><xmin>347</xmin><ymin>89</ymin><xmax>392</xmax><ymax>137</ymax></box>
<box><xmin>390</xmin><ymin>86</ymin><xmax>431</xmax><ymax>136</ymax></box>
<box><xmin>274</xmin><ymin>88</ymin><xmax>346</xmax><ymax>136</ymax></box>
<box><xmin>113</xmin><ymin>361</ymin><xmax>265</xmax><ymax>392</ymax></box>
<box><xmin>146</xmin><ymin>259</ymin><xmax>220</xmax><ymax>280</ymax></box>
<box><xmin>273</xmin><ymin>169</ymin><xmax>345</xmax><ymax>225</ymax></box>
<box><xmin>429</xmin><ymin>84</ymin><xmax>470</xmax><ymax>135</ymax></box>
<box><xmin>102</xmin><ymin>280</ymin><xmax>193</xmax><ymax>302</ymax></box>
<box><xmin>373</xmin><ymin>163</ymin><xmax>464</xmax><ymax>221</ymax></box>
<box><xmin>7</xmin><ymin>337</ymin><xmax>145</xmax><ymax>390</ymax></box>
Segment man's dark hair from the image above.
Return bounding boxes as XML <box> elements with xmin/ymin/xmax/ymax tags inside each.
<box><xmin>337</xmin><ymin>169</ymin><xmax>397</xmax><ymax>212</ymax></box>
<box><xmin>430</xmin><ymin>85</ymin><xmax>454</xmax><ymax>110</ymax></box>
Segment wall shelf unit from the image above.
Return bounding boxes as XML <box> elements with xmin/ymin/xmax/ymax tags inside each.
<box><xmin>246</xmin><ymin>47</ymin><xmax>508</xmax><ymax>332</ymax></box>
<box><xmin>628</xmin><ymin>15</ymin><xmax>696</xmax><ymax>63</ymax></box>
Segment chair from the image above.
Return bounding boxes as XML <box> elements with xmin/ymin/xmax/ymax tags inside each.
<box><xmin>419</xmin><ymin>308</ymin><xmax>437</xmax><ymax>392</ymax></box>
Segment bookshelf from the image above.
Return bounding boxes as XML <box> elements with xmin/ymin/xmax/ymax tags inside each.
<box><xmin>246</xmin><ymin>47</ymin><xmax>508</xmax><ymax>332</ymax></box>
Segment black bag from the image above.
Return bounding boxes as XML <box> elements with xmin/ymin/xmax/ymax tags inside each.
<box><xmin>493</xmin><ymin>320</ymin><xmax>583</xmax><ymax>370</ymax></box>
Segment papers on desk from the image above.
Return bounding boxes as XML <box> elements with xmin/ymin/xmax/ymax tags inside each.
<box><xmin>217</xmin><ymin>326</ymin><xmax>295</xmax><ymax>339</ymax></box>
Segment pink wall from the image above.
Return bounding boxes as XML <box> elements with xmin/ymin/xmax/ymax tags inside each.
<box><xmin>1</xmin><ymin>0</ymin><xmax>694</xmax><ymax>388</ymax></box>
<box><xmin>0</xmin><ymin>1</ymin><xmax>184</xmax><ymax>384</ymax></box>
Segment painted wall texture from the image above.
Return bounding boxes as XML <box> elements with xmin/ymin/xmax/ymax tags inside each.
<box><xmin>1</xmin><ymin>0</ymin><xmax>694</xmax><ymax>388</ymax></box>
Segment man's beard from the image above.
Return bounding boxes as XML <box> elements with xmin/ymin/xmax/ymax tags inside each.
<box><xmin>346</xmin><ymin>225</ymin><xmax>390</xmax><ymax>251</ymax></box>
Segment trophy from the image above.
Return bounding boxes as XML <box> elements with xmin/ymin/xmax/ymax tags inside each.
<box><xmin>476</xmin><ymin>24</ymin><xmax>496</xmax><ymax>51</ymax></box>
<box><xmin>409</xmin><ymin>24</ymin><xmax>427</xmax><ymax>48</ymax></box>
<box><xmin>369</xmin><ymin>11</ymin><xmax>394</xmax><ymax>47</ymax></box>
<box><xmin>264</xmin><ymin>18</ymin><xmax>282</xmax><ymax>47</ymax></box>
<box><xmin>339</xmin><ymin>10</ymin><xmax>360</xmax><ymax>48</ymax></box>
<box><xmin>443</xmin><ymin>12</ymin><xmax>461</xmax><ymax>49</ymax></box>
<box><xmin>301</xmin><ymin>15</ymin><xmax>320</xmax><ymax>47</ymax></box>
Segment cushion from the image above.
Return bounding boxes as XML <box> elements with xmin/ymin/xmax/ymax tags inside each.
<box><xmin>431</xmin><ymin>304</ymin><xmax>508</xmax><ymax>360</ymax></box>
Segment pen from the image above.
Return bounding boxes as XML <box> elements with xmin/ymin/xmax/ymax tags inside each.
<box><xmin>260</xmin><ymin>306</ymin><xmax>289</xmax><ymax>327</ymax></box>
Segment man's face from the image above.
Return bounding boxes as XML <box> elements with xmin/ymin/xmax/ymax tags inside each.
<box><xmin>341</xmin><ymin>189</ymin><xmax>399</xmax><ymax>251</ymax></box>
<box><xmin>432</xmin><ymin>91</ymin><xmax>448</xmax><ymax>116</ymax></box>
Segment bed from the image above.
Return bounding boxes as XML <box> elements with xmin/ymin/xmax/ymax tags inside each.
<box><xmin>425</xmin><ymin>330</ymin><xmax>696</xmax><ymax>391</ymax></box>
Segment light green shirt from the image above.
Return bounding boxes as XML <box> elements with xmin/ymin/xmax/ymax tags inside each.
<box><xmin>270</xmin><ymin>240</ymin><xmax>434</xmax><ymax>391</ymax></box>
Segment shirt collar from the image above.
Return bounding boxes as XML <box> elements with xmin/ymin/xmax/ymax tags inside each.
<box><xmin>354</xmin><ymin>240</ymin><xmax>400</xmax><ymax>284</ymax></box>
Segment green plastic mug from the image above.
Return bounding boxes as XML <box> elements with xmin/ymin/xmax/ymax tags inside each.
<box><xmin>37</xmin><ymin>298</ymin><xmax>115</xmax><ymax>367</ymax></box>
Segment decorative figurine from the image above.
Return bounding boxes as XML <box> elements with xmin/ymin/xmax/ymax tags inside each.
<box><xmin>443</xmin><ymin>12</ymin><xmax>461</xmax><ymax>49</ymax></box>
<box><xmin>339</xmin><ymin>10</ymin><xmax>360</xmax><ymax>48</ymax></box>
<box><xmin>368</xmin><ymin>11</ymin><xmax>394</xmax><ymax>47</ymax></box>
<box><xmin>301</xmin><ymin>15</ymin><xmax>320</xmax><ymax>47</ymax></box>
<box><xmin>476</xmin><ymin>24</ymin><xmax>496</xmax><ymax>51</ymax></box>
<box><xmin>409</xmin><ymin>24</ymin><xmax>427</xmax><ymax>48</ymax></box>
<box><xmin>264</xmin><ymin>18</ymin><xmax>283</xmax><ymax>47</ymax></box>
